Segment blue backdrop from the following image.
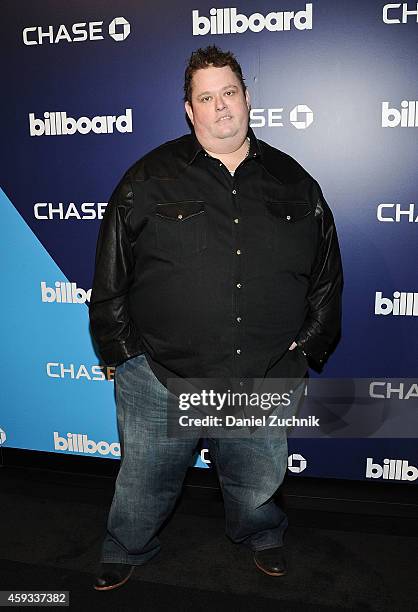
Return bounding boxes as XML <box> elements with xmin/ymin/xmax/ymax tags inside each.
<box><xmin>1</xmin><ymin>0</ymin><xmax>417</xmax><ymax>480</ymax></box>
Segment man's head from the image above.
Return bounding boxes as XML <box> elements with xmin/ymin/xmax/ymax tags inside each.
<box><xmin>184</xmin><ymin>46</ymin><xmax>250</xmax><ymax>155</ymax></box>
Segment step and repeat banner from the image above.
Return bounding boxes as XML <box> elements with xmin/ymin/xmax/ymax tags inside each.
<box><xmin>1</xmin><ymin>1</ymin><xmax>417</xmax><ymax>481</ymax></box>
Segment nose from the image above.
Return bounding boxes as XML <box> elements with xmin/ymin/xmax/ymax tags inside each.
<box><xmin>215</xmin><ymin>94</ymin><xmax>226</xmax><ymax>112</ymax></box>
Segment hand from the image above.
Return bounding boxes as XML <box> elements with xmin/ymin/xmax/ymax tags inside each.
<box><xmin>288</xmin><ymin>341</ymin><xmax>297</xmax><ymax>351</ymax></box>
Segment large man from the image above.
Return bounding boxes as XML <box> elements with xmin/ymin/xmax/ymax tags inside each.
<box><xmin>89</xmin><ymin>46</ymin><xmax>342</xmax><ymax>591</ymax></box>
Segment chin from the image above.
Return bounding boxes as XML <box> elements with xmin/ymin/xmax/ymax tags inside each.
<box><xmin>215</xmin><ymin>130</ymin><xmax>235</xmax><ymax>139</ymax></box>
<box><xmin>214</xmin><ymin>125</ymin><xmax>239</xmax><ymax>138</ymax></box>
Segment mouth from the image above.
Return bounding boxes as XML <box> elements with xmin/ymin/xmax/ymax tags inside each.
<box><xmin>217</xmin><ymin>115</ymin><xmax>232</xmax><ymax>122</ymax></box>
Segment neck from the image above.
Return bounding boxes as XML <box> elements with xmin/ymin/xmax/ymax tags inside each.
<box><xmin>204</xmin><ymin>137</ymin><xmax>250</xmax><ymax>173</ymax></box>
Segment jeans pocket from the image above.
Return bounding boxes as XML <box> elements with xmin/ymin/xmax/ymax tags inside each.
<box><xmin>115</xmin><ymin>353</ymin><xmax>146</xmax><ymax>379</ymax></box>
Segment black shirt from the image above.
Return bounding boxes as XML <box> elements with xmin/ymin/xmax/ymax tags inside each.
<box><xmin>89</xmin><ymin>128</ymin><xmax>343</xmax><ymax>388</ymax></box>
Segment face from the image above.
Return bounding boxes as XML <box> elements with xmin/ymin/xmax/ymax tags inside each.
<box><xmin>185</xmin><ymin>65</ymin><xmax>250</xmax><ymax>154</ymax></box>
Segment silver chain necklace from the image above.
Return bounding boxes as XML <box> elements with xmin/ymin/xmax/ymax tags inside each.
<box><xmin>245</xmin><ymin>136</ymin><xmax>251</xmax><ymax>158</ymax></box>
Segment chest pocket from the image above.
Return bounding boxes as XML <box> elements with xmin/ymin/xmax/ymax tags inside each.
<box><xmin>266</xmin><ymin>201</ymin><xmax>312</xmax><ymax>223</ymax></box>
<box><xmin>265</xmin><ymin>201</ymin><xmax>315</xmax><ymax>271</ymax></box>
<box><xmin>154</xmin><ymin>200</ymin><xmax>208</xmax><ymax>258</ymax></box>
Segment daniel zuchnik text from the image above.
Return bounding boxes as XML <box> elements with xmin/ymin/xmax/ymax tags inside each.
<box><xmin>178</xmin><ymin>415</ymin><xmax>320</xmax><ymax>428</ymax></box>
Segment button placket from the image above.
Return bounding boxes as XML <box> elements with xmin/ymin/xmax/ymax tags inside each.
<box><xmin>231</xmin><ymin>178</ymin><xmax>243</xmax><ymax>375</ymax></box>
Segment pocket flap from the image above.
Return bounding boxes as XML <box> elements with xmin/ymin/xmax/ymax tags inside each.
<box><xmin>267</xmin><ymin>201</ymin><xmax>312</xmax><ymax>222</ymax></box>
<box><xmin>155</xmin><ymin>200</ymin><xmax>205</xmax><ymax>221</ymax></box>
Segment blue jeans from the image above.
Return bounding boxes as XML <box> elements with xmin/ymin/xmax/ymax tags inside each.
<box><xmin>102</xmin><ymin>354</ymin><xmax>305</xmax><ymax>564</ymax></box>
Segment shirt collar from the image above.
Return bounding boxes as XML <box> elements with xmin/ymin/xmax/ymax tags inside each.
<box><xmin>186</xmin><ymin>125</ymin><xmax>262</xmax><ymax>165</ymax></box>
<box><xmin>247</xmin><ymin>126</ymin><xmax>262</xmax><ymax>159</ymax></box>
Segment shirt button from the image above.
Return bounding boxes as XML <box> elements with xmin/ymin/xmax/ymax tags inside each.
<box><xmin>236</xmin><ymin>249</ymin><xmax>241</xmax><ymax>255</ymax></box>
<box><xmin>234</xmin><ymin>218</ymin><xmax>239</xmax><ymax>224</ymax></box>
<box><xmin>177</xmin><ymin>214</ymin><xmax>183</xmax><ymax>220</ymax></box>
<box><xmin>239</xmin><ymin>380</ymin><xmax>244</xmax><ymax>387</ymax></box>
<box><xmin>236</xmin><ymin>316</ymin><xmax>242</xmax><ymax>323</ymax></box>
<box><xmin>236</xmin><ymin>283</ymin><xmax>242</xmax><ymax>289</ymax></box>
<box><xmin>236</xmin><ymin>349</ymin><xmax>241</xmax><ymax>355</ymax></box>
<box><xmin>232</xmin><ymin>189</ymin><xmax>237</xmax><ymax>195</ymax></box>
<box><xmin>286</xmin><ymin>215</ymin><xmax>291</xmax><ymax>221</ymax></box>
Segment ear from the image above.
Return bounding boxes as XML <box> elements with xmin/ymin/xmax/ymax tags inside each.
<box><xmin>185</xmin><ymin>101</ymin><xmax>194</xmax><ymax>126</ymax></box>
<box><xmin>245</xmin><ymin>88</ymin><xmax>250</xmax><ymax>111</ymax></box>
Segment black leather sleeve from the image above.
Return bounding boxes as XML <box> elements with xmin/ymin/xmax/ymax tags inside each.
<box><xmin>89</xmin><ymin>171</ymin><xmax>144</xmax><ymax>366</ymax></box>
<box><xmin>295</xmin><ymin>182</ymin><xmax>343</xmax><ymax>369</ymax></box>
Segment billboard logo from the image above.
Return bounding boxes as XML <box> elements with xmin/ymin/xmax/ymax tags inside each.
<box><xmin>374</xmin><ymin>291</ymin><xmax>418</xmax><ymax>316</ymax></box>
<box><xmin>377</xmin><ymin>203</ymin><xmax>418</xmax><ymax>222</ymax></box>
<box><xmin>54</xmin><ymin>432</ymin><xmax>120</xmax><ymax>457</ymax></box>
<box><xmin>41</xmin><ymin>282</ymin><xmax>92</xmax><ymax>304</ymax></box>
<box><xmin>22</xmin><ymin>18</ymin><xmax>131</xmax><ymax>45</ymax></box>
<box><xmin>29</xmin><ymin>109</ymin><xmax>133</xmax><ymax>136</ymax></box>
<box><xmin>287</xmin><ymin>453</ymin><xmax>307</xmax><ymax>473</ymax></box>
<box><xmin>382</xmin><ymin>101</ymin><xmax>418</xmax><ymax>127</ymax></box>
<box><xmin>250</xmin><ymin>105</ymin><xmax>314</xmax><ymax>129</ymax></box>
<box><xmin>366</xmin><ymin>457</ymin><xmax>418</xmax><ymax>481</ymax></box>
<box><xmin>0</xmin><ymin>428</ymin><xmax>6</xmax><ymax>445</ymax></box>
<box><xmin>192</xmin><ymin>4</ymin><xmax>312</xmax><ymax>35</ymax></box>
<box><xmin>383</xmin><ymin>3</ymin><xmax>418</xmax><ymax>23</ymax></box>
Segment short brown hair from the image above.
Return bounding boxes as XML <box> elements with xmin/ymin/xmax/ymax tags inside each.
<box><xmin>184</xmin><ymin>45</ymin><xmax>246</xmax><ymax>104</ymax></box>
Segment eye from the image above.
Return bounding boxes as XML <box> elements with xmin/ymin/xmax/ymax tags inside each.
<box><xmin>201</xmin><ymin>96</ymin><xmax>212</xmax><ymax>103</ymax></box>
<box><xmin>225</xmin><ymin>90</ymin><xmax>235</xmax><ymax>96</ymax></box>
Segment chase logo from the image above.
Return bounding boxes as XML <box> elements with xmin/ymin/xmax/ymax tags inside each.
<box><xmin>108</xmin><ymin>17</ymin><xmax>131</xmax><ymax>41</ymax></box>
<box><xmin>34</xmin><ymin>201</ymin><xmax>107</xmax><ymax>220</ymax></box>
<box><xmin>377</xmin><ymin>203</ymin><xmax>418</xmax><ymax>222</ymax></box>
<box><xmin>46</xmin><ymin>362</ymin><xmax>115</xmax><ymax>381</ymax></box>
<box><xmin>369</xmin><ymin>381</ymin><xmax>418</xmax><ymax>399</ymax></box>
<box><xmin>383</xmin><ymin>3</ymin><xmax>418</xmax><ymax>24</ymax></box>
<box><xmin>288</xmin><ymin>453</ymin><xmax>307</xmax><ymax>473</ymax></box>
<box><xmin>250</xmin><ymin>105</ymin><xmax>314</xmax><ymax>129</ymax></box>
<box><xmin>200</xmin><ymin>448</ymin><xmax>211</xmax><ymax>464</ymax></box>
<box><xmin>289</xmin><ymin>104</ymin><xmax>314</xmax><ymax>129</ymax></box>
<box><xmin>22</xmin><ymin>17</ymin><xmax>131</xmax><ymax>45</ymax></box>
<box><xmin>0</xmin><ymin>428</ymin><xmax>6</xmax><ymax>445</ymax></box>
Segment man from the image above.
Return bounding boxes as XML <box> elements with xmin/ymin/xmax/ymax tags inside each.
<box><xmin>89</xmin><ymin>45</ymin><xmax>342</xmax><ymax>591</ymax></box>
